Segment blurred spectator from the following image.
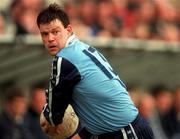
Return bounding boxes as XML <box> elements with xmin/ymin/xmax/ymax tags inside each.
<box><xmin>163</xmin><ymin>86</ymin><xmax>180</xmax><ymax>139</ymax></box>
<box><xmin>157</xmin><ymin>22</ymin><xmax>180</xmax><ymax>42</ymax></box>
<box><xmin>151</xmin><ymin>84</ymin><xmax>173</xmax><ymax>115</ymax></box>
<box><xmin>154</xmin><ymin>0</ymin><xmax>177</xmax><ymax>22</ymax></box>
<box><xmin>149</xmin><ymin>84</ymin><xmax>173</xmax><ymax>139</ymax></box>
<box><xmin>133</xmin><ymin>23</ymin><xmax>152</xmax><ymax>40</ymax></box>
<box><xmin>133</xmin><ymin>0</ymin><xmax>159</xmax><ymax>40</ymax></box>
<box><xmin>137</xmin><ymin>91</ymin><xmax>167</xmax><ymax>139</ymax></box>
<box><xmin>71</xmin><ymin>19</ymin><xmax>93</xmax><ymax>39</ymax></box>
<box><xmin>127</xmin><ymin>85</ymin><xmax>141</xmax><ymax>107</ymax></box>
<box><xmin>118</xmin><ymin>0</ymin><xmax>140</xmax><ymax>38</ymax></box>
<box><xmin>78</xmin><ymin>0</ymin><xmax>98</xmax><ymax>36</ymax></box>
<box><xmin>0</xmin><ymin>0</ymin><xmax>179</xmax><ymax>42</ymax></box>
<box><xmin>64</xmin><ymin>1</ymin><xmax>93</xmax><ymax>39</ymax></box>
<box><xmin>0</xmin><ymin>86</ymin><xmax>33</xmax><ymax>139</ymax></box>
<box><xmin>0</xmin><ymin>14</ymin><xmax>5</xmax><ymax>35</ymax></box>
<box><xmin>138</xmin><ymin>92</ymin><xmax>155</xmax><ymax>120</ymax></box>
<box><xmin>25</xmin><ymin>85</ymin><xmax>50</xmax><ymax>139</ymax></box>
<box><xmin>169</xmin><ymin>0</ymin><xmax>180</xmax><ymax>9</ymax></box>
<box><xmin>96</xmin><ymin>0</ymin><xmax>121</xmax><ymax>37</ymax></box>
<box><xmin>137</xmin><ymin>0</ymin><xmax>157</xmax><ymax>24</ymax></box>
<box><xmin>112</xmin><ymin>0</ymin><xmax>128</xmax><ymax>18</ymax></box>
<box><xmin>10</xmin><ymin>0</ymin><xmax>45</xmax><ymax>35</ymax></box>
<box><xmin>64</xmin><ymin>1</ymin><xmax>79</xmax><ymax>20</ymax></box>
<box><xmin>0</xmin><ymin>0</ymin><xmax>12</xmax><ymax>12</ymax></box>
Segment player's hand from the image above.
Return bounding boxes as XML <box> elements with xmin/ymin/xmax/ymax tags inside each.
<box><xmin>40</xmin><ymin>105</ymin><xmax>79</xmax><ymax>139</ymax></box>
<box><xmin>71</xmin><ymin>134</ymin><xmax>81</xmax><ymax>139</ymax></box>
<box><xmin>40</xmin><ymin>112</ymin><xmax>62</xmax><ymax>136</ymax></box>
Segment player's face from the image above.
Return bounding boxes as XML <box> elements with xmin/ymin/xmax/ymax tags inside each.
<box><xmin>39</xmin><ymin>19</ymin><xmax>72</xmax><ymax>56</ymax></box>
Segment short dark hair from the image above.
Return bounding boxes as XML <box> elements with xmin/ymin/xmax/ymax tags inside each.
<box><xmin>4</xmin><ymin>86</ymin><xmax>25</xmax><ymax>101</ymax></box>
<box><xmin>150</xmin><ymin>84</ymin><xmax>171</xmax><ymax>97</ymax></box>
<box><xmin>37</xmin><ymin>3</ymin><xmax>70</xmax><ymax>28</ymax></box>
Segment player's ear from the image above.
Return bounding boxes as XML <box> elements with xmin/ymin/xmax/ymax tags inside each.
<box><xmin>66</xmin><ymin>25</ymin><xmax>73</xmax><ymax>35</ymax></box>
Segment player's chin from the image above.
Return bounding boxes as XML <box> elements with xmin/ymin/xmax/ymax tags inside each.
<box><xmin>48</xmin><ymin>50</ymin><xmax>58</xmax><ymax>56</ymax></box>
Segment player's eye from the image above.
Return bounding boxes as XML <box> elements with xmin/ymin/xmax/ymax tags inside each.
<box><xmin>41</xmin><ymin>32</ymin><xmax>48</xmax><ymax>37</ymax></box>
<box><xmin>52</xmin><ymin>30</ymin><xmax>59</xmax><ymax>35</ymax></box>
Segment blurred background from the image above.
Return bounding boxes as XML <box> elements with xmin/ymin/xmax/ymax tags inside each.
<box><xmin>0</xmin><ymin>0</ymin><xmax>179</xmax><ymax>139</ymax></box>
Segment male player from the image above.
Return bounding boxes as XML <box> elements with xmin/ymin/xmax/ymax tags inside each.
<box><xmin>37</xmin><ymin>3</ymin><xmax>154</xmax><ymax>139</ymax></box>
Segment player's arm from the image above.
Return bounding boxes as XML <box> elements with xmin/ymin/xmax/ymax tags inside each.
<box><xmin>43</xmin><ymin>56</ymin><xmax>81</xmax><ymax>126</ymax></box>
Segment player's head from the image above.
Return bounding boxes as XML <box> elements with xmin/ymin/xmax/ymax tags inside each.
<box><xmin>37</xmin><ymin>3</ymin><xmax>73</xmax><ymax>56</ymax></box>
<box><xmin>37</xmin><ymin>3</ymin><xmax>70</xmax><ymax>28</ymax></box>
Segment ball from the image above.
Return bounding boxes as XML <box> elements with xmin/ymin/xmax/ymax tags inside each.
<box><xmin>40</xmin><ymin>105</ymin><xmax>79</xmax><ymax>139</ymax></box>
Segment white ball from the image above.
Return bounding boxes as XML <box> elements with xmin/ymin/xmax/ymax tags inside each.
<box><xmin>40</xmin><ymin>105</ymin><xmax>79</xmax><ymax>139</ymax></box>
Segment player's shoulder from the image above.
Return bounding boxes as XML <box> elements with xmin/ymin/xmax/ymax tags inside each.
<box><xmin>57</xmin><ymin>40</ymin><xmax>89</xmax><ymax>64</ymax></box>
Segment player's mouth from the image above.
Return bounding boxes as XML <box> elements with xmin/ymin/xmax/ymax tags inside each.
<box><xmin>48</xmin><ymin>45</ymin><xmax>58</xmax><ymax>53</ymax></box>
<box><xmin>47</xmin><ymin>46</ymin><xmax>58</xmax><ymax>55</ymax></box>
<box><xmin>49</xmin><ymin>45</ymin><xmax>56</xmax><ymax>48</ymax></box>
<box><xmin>48</xmin><ymin>45</ymin><xmax>57</xmax><ymax>50</ymax></box>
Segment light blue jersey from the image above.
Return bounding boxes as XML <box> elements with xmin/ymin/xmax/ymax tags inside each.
<box><xmin>54</xmin><ymin>35</ymin><xmax>139</xmax><ymax>134</ymax></box>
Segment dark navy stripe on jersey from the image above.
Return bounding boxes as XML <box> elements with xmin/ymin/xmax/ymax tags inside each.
<box><xmin>83</xmin><ymin>49</ymin><xmax>113</xmax><ymax>79</ymax></box>
<box><xmin>44</xmin><ymin>57</ymin><xmax>81</xmax><ymax>126</ymax></box>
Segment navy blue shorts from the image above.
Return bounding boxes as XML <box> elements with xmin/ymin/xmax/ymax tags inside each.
<box><xmin>79</xmin><ymin>114</ymin><xmax>154</xmax><ymax>139</ymax></box>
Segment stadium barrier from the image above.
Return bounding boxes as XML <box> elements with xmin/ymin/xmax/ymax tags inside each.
<box><xmin>0</xmin><ymin>35</ymin><xmax>180</xmax><ymax>90</ymax></box>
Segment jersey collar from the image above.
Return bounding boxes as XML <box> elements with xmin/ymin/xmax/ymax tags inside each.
<box><xmin>65</xmin><ymin>34</ymin><xmax>78</xmax><ymax>47</ymax></box>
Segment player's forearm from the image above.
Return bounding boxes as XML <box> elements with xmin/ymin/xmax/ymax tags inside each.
<box><xmin>43</xmin><ymin>87</ymin><xmax>71</xmax><ymax>126</ymax></box>
<box><xmin>44</xmin><ymin>57</ymin><xmax>81</xmax><ymax>125</ymax></box>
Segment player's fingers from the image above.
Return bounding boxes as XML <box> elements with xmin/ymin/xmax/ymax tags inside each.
<box><xmin>56</xmin><ymin>125</ymin><xmax>64</xmax><ymax>134</ymax></box>
<box><xmin>48</xmin><ymin>126</ymin><xmax>59</xmax><ymax>136</ymax></box>
<box><xmin>40</xmin><ymin>120</ymin><xmax>46</xmax><ymax>127</ymax></box>
<box><xmin>41</xmin><ymin>124</ymin><xmax>48</xmax><ymax>133</ymax></box>
<box><xmin>71</xmin><ymin>134</ymin><xmax>81</xmax><ymax>139</ymax></box>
